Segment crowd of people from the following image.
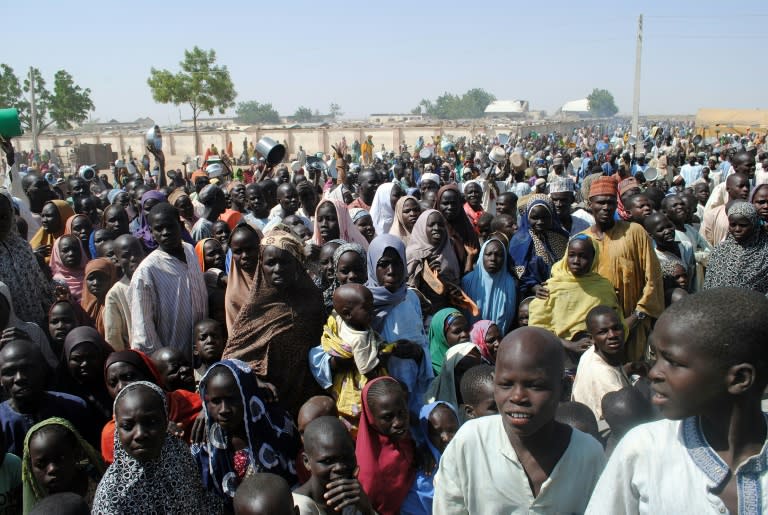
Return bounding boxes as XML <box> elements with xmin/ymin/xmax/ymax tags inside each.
<box><xmin>0</xmin><ymin>121</ymin><xmax>766</xmax><ymax>514</ymax></box>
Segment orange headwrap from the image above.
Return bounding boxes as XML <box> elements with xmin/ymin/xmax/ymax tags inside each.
<box><xmin>589</xmin><ymin>176</ymin><xmax>618</xmax><ymax>198</ymax></box>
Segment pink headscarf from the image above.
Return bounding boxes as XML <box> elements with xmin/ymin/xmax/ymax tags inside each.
<box><xmin>50</xmin><ymin>235</ymin><xmax>90</xmax><ymax>303</ymax></box>
<box><xmin>470</xmin><ymin>320</ymin><xmax>496</xmax><ymax>363</ymax></box>
<box><xmin>311</xmin><ymin>199</ymin><xmax>369</xmax><ymax>248</ymax></box>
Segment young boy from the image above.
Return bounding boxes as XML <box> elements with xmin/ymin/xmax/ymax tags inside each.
<box><xmin>233</xmin><ymin>473</ymin><xmax>297</xmax><ymax>515</ymax></box>
<box><xmin>459</xmin><ymin>364</ymin><xmax>497</xmax><ymax>421</ymax></box>
<box><xmin>193</xmin><ymin>318</ymin><xmax>226</xmax><ymax>382</ymax></box>
<box><xmin>434</xmin><ymin>327</ymin><xmax>606</xmax><ymax>513</ymax></box>
<box><xmin>600</xmin><ymin>386</ymin><xmax>656</xmax><ymax>456</ymax></box>
<box><xmin>151</xmin><ymin>347</ymin><xmax>196</xmax><ymax>392</ymax></box>
<box><xmin>587</xmin><ymin>288</ymin><xmax>768</xmax><ymax>514</ymax></box>
<box><xmin>643</xmin><ymin>212</ymin><xmax>695</xmax><ymax>291</ymax></box>
<box><xmin>104</xmin><ymin>234</ymin><xmax>145</xmax><ymax>350</ymax></box>
<box><xmin>555</xmin><ymin>401</ymin><xmax>601</xmax><ymax>443</ymax></box>
<box><xmin>571</xmin><ymin>306</ymin><xmax>632</xmax><ymax>421</ymax></box>
<box><xmin>293</xmin><ymin>416</ymin><xmax>373</xmax><ymax>515</ymax></box>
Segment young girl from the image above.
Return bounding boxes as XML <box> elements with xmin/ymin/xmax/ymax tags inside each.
<box><xmin>193</xmin><ymin>359</ymin><xmax>298</xmax><ymax>511</ymax></box>
<box><xmin>47</xmin><ymin>300</ymin><xmax>89</xmax><ymax>358</ymax></box>
<box><xmin>194</xmin><ymin>238</ymin><xmax>226</xmax><ymax>272</ymax></box>
<box><xmin>80</xmin><ymin>258</ymin><xmax>118</xmax><ymax>337</ymax></box>
<box><xmin>469</xmin><ymin>320</ymin><xmax>501</xmax><ymax>364</ymax></box>
<box><xmin>212</xmin><ymin>220</ymin><xmax>232</xmax><ymax>253</ymax></box>
<box><xmin>356</xmin><ymin>377</ymin><xmax>416</xmax><ymax>515</ymax></box>
<box><xmin>389</xmin><ymin>195</ymin><xmax>422</xmax><ymax>246</ymax></box>
<box><xmin>50</xmin><ymin>235</ymin><xmax>89</xmax><ymax>303</ymax></box>
<box><xmin>22</xmin><ymin>417</ymin><xmax>105</xmax><ymax>513</ymax></box>
<box><xmin>428</xmin><ymin>308</ymin><xmax>470</xmax><ymax>376</ymax></box>
<box><xmin>66</xmin><ymin>214</ymin><xmax>94</xmax><ymax>260</ymax></box>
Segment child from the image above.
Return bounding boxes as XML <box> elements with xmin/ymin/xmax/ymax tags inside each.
<box><xmin>193</xmin><ymin>318</ymin><xmax>226</xmax><ymax>382</ymax></box>
<box><xmin>516</xmin><ymin>296</ymin><xmax>533</xmax><ymax>327</ymax></box>
<box><xmin>428</xmin><ymin>309</ymin><xmax>470</xmax><ymax>376</ymax></box>
<box><xmin>356</xmin><ymin>377</ymin><xmax>416</xmax><ymax>515</ymax></box>
<box><xmin>104</xmin><ymin>234</ymin><xmax>145</xmax><ymax>350</ymax></box>
<box><xmin>293</xmin><ymin>416</ymin><xmax>373</xmax><ymax>514</ymax></box>
<box><xmin>50</xmin><ymin>235</ymin><xmax>88</xmax><ymax>303</ymax></box>
<box><xmin>555</xmin><ymin>401</ymin><xmax>601</xmax><ymax>442</ymax></box>
<box><xmin>434</xmin><ymin>327</ymin><xmax>606</xmax><ymax>513</ymax></box>
<box><xmin>80</xmin><ymin>258</ymin><xmax>118</xmax><ymax>337</ymax></box>
<box><xmin>29</xmin><ymin>492</ymin><xmax>89</xmax><ymax>515</ymax></box>
<box><xmin>212</xmin><ymin>220</ymin><xmax>231</xmax><ymax>253</ymax></box>
<box><xmin>643</xmin><ymin>212</ymin><xmax>695</xmax><ymax>290</ymax></box>
<box><xmin>21</xmin><ymin>417</ymin><xmax>105</xmax><ymax>512</ymax></box>
<box><xmin>295</xmin><ymin>396</ymin><xmax>340</xmax><ymax>484</ymax></box>
<box><xmin>233</xmin><ymin>473</ymin><xmax>297</xmax><ymax>515</ymax></box>
<box><xmin>571</xmin><ymin>306</ymin><xmax>632</xmax><ymax>421</ymax></box>
<box><xmin>459</xmin><ymin>364</ymin><xmax>498</xmax><ymax>421</ymax></box>
<box><xmin>321</xmin><ymin>283</ymin><xmax>393</xmax><ymax>427</ymax></box>
<box><xmin>490</xmin><ymin>214</ymin><xmax>518</xmax><ymax>243</ymax></box>
<box><xmin>600</xmin><ymin>386</ymin><xmax>655</xmax><ymax>456</ymax></box>
<box><xmin>193</xmin><ymin>360</ymin><xmax>298</xmax><ymax>511</ymax></box>
<box><xmin>587</xmin><ymin>287</ymin><xmax>768</xmax><ymax>514</ymax></box>
<box><xmin>402</xmin><ymin>402</ymin><xmax>459</xmax><ymax>515</ymax></box>
<box><xmin>151</xmin><ymin>347</ymin><xmax>196</xmax><ymax>393</ymax></box>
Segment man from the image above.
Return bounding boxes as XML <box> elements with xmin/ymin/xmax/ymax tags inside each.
<box><xmin>705</xmin><ymin>151</ymin><xmax>755</xmax><ymax>211</ymax></box>
<box><xmin>630</xmin><ymin>152</ymin><xmax>647</xmax><ymax>177</ymax></box>
<box><xmin>348</xmin><ymin>169</ymin><xmax>380</xmax><ymax>211</ymax></box>
<box><xmin>582</xmin><ymin>176</ymin><xmax>664</xmax><ymax>362</ymax></box>
<box><xmin>700</xmin><ymin>172</ymin><xmax>749</xmax><ymax>246</ymax></box>
<box><xmin>661</xmin><ymin>194</ymin><xmax>710</xmax><ymax>291</ymax></box>
<box><xmin>19</xmin><ymin>172</ymin><xmax>53</xmax><ymax>240</ymax></box>
<box><xmin>191</xmin><ymin>184</ymin><xmax>227</xmax><ymax>241</ymax></box>
<box><xmin>549</xmin><ymin>180</ymin><xmax>591</xmax><ymax>236</ymax></box>
<box><xmin>679</xmin><ymin>154</ymin><xmax>702</xmax><ymax>186</ymax></box>
<box><xmin>264</xmin><ymin>183</ymin><xmax>309</xmax><ymax>232</ymax></box>
<box><xmin>129</xmin><ymin>202</ymin><xmax>208</xmax><ymax>360</ymax></box>
<box><xmin>495</xmin><ymin>192</ymin><xmax>518</xmax><ymax>217</ymax></box>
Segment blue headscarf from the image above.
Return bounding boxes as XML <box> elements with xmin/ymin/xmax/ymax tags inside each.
<box><xmin>365</xmin><ymin>234</ymin><xmax>408</xmax><ymax>333</ymax></box>
<box><xmin>461</xmin><ymin>236</ymin><xmax>517</xmax><ymax>334</ymax></box>
<box><xmin>192</xmin><ymin>359</ymin><xmax>299</xmax><ymax>510</ymax></box>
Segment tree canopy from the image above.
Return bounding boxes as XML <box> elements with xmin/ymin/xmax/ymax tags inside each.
<box><xmin>235</xmin><ymin>101</ymin><xmax>280</xmax><ymax>124</ymax></box>
<box><xmin>412</xmin><ymin>88</ymin><xmax>496</xmax><ymax>119</ymax></box>
<box><xmin>329</xmin><ymin>103</ymin><xmax>343</xmax><ymax>119</ymax></box>
<box><xmin>293</xmin><ymin>106</ymin><xmax>314</xmax><ymax>122</ymax></box>
<box><xmin>147</xmin><ymin>47</ymin><xmax>236</xmax><ymax>154</ymax></box>
<box><xmin>587</xmin><ymin>88</ymin><xmax>619</xmax><ymax>117</ymax></box>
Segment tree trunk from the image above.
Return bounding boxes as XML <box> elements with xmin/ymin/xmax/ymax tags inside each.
<box><xmin>193</xmin><ymin>108</ymin><xmax>200</xmax><ymax>156</ymax></box>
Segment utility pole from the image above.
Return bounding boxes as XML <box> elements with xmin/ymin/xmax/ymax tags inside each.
<box><xmin>631</xmin><ymin>14</ymin><xmax>643</xmax><ymax>143</ymax></box>
<box><xmin>29</xmin><ymin>68</ymin><xmax>39</xmax><ymax>155</ymax></box>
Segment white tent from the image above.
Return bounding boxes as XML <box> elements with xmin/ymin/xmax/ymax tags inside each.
<box><xmin>484</xmin><ymin>100</ymin><xmax>529</xmax><ymax>115</ymax></box>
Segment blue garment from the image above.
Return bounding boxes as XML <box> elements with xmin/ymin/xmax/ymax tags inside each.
<box><xmin>508</xmin><ymin>199</ymin><xmax>569</xmax><ymax>295</ymax></box>
<box><xmin>192</xmin><ymin>359</ymin><xmax>299</xmax><ymax>510</ymax></box>
<box><xmin>461</xmin><ymin>237</ymin><xmax>517</xmax><ymax>334</ymax></box>
<box><xmin>401</xmin><ymin>402</ymin><xmax>459</xmax><ymax>515</ymax></box>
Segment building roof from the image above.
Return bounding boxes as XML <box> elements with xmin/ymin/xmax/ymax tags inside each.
<box><xmin>484</xmin><ymin>100</ymin><xmax>529</xmax><ymax>114</ymax></box>
<box><xmin>561</xmin><ymin>99</ymin><xmax>590</xmax><ymax>113</ymax></box>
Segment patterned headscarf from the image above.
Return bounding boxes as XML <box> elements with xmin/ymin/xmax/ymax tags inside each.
<box><xmin>728</xmin><ymin>201</ymin><xmax>759</xmax><ymax>227</ymax></box>
<box><xmin>261</xmin><ymin>224</ymin><xmax>306</xmax><ymax>264</ymax></box>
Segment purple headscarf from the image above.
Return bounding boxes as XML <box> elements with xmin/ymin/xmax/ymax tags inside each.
<box><xmin>134</xmin><ymin>190</ymin><xmax>167</xmax><ymax>250</ymax></box>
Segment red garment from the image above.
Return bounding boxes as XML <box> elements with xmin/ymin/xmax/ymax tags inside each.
<box><xmin>219</xmin><ymin>209</ymin><xmax>242</xmax><ymax>231</ymax></box>
<box><xmin>355</xmin><ymin>377</ymin><xmax>415</xmax><ymax>515</ymax></box>
<box><xmin>463</xmin><ymin>202</ymin><xmax>484</xmax><ymax>233</ymax></box>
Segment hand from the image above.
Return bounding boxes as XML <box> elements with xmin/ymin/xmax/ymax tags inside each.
<box><xmin>307</xmin><ymin>243</ymin><xmax>321</xmax><ymax>262</ymax></box>
<box><xmin>167</xmin><ymin>421</ymin><xmax>184</xmax><ymax>438</ymax></box>
<box><xmin>392</xmin><ymin>342</ymin><xmax>423</xmax><ymax>362</ymax></box>
<box><xmin>189</xmin><ymin>412</ymin><xmax>207</xmax><ymax>444</ymax></box>
<box><xmin>562</xmin><ymin>336</ymin><xmax>591</xmax><ymax>354</ymax></box>
<box><xmin>0</xmin><ymin>327</ymin><xmax>30</xmax><ymax>346</ymax></box>
<box><xmin>256</xmin><ymin>379</ymin><xmax>279</xmax><ymax>402</ymax></box>
<box><xmin>324</xmin><ymin>478</ymin><xmax>373</xmax><ymax>514</ymax></box>
<box><xmin>625</xmin><ymin>314</ymin><xmax>638</xmax><ymax>330</ymax></box>
<box><xmin>34</xmin><ymin>244</ymin><xmax>51</xmax><ymax>258</ymax></box>
<box><xmin>532</xmin><ymin>283</ymin><xmax>550</xmax><ymax>299</ymax></box>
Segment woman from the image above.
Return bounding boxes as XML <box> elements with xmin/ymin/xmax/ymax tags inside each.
<box><xmin>704</xmin><ymin>202</ymin><xmax>768</xmax><ymax>294</ymax></box>
<box><xmin>30</xmin><ymin>199</ymin><xmax>75</xmax><ymax>263</ymax></box>
<box><xmin>460</xmin><ymin>235</ymin><xmax>517</xmax><ymax>335</ymax></box>
<box><xmin>428</xmin><ymin>308</ymin><xmax>470</xmax><ymax>376</ymax></box>
<box><xmin>224</xmin><ymin>224</ymin><xmax>261</xmax><ymax>333</ymax></box>
<box><xmin>311</xmin><ymin>199</ymin><xmax>369</xmax><ymax>249</ymax></box>
<box><xmin>133</xmin><ymin>190</ymin><xmax>167</xmax><ymax>252</ymax></box>
<box><xmin>0</xmin><ymin>191</ymin><xmax>53</xmax><ymax>327</ymax></box>
<box><xmin>406</xmin><ymin>209</ymin><xmax>461</xmax><ymax>312</ymax></box>
<box><xmin>434</xmin><ymin>184</ymin><xmax>479</xmax><ymax>273</ymax></box>
<box><xmin>370</xmin><ymin>182</ymin><xmax>402</xmax><ymax>236</ymax></box>
<box><xmin>225</xmin><ymin>226</ymin><xmax>323</xmax><ymax>417</ymax></box>
<box><xmin>750</xmin><ymin>182</ymin><xmax>768</xmax><ymax>226</ymax></box>
<box><xmin>193</xmin><ymin>360</ymin><xmax>298</xmax><ymax>510</ymax></box>
<box><xmin>92</xmin><ymin>381</ymin><xmax>221</xmax><ymax>514</ymax></box>
<box><xmin>22</xmin><ymin>417</ymin><xmax>105</xmax><ymax>514</ymax></box>
<box><xmin>469</xmin><ymin>320</ymin><xmax>501</xmax><ymax>365</ymax></box>
<box><xmin>388</xmin><ymin>195</ymin><xmax>421</xmax><ymax>246</ymax></box>
<box><xmin>59</xmin><ymin>327</ymin><xmax>114</xmax><ymax>427</ymax></box>
<box><xmin>509</xmin><ymin>196</ymin><xmax>569</xmax><ymax>297</ymax></box>
<box><xmin>50</xmin><ymin>235</ymin><xmax>89</xmax><ymax>303</ymax></box>
<box><xmin>80</xmin><ymin>258</ymin><xmax>119</xmax><ymax>336</ymax></box>
<box><xmin>0</xmin><ymin>281</ymin><xmax>57</xmax><ymax>369</ymax></box>
<box><xmin>169</xmin><ymin>188</ymin><xmax>198</xmax><ymax>234</ymax></box>
<box><xmin>322</xmin><ymin>242</ymin><xmax>367</xmax><ymax>315</ymax></box>
<box><xmin>462</xmin><ymin>180</ymin><xmax>484</xmax><ymax>232</ymax></box>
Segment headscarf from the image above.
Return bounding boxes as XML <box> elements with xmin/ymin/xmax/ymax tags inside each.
<box><xmin>225</xmin><ymin>227</ymin><xmax>324</xmax><ymax>417</ymax></box>
<box><xmin>224</xmin><ymin>225</ymin><xmax>262</xmax><ymax>333</ymax></box>
<box><xmin>29</xmin><ymin>199</ymin><xmax>75</xmax><ymax>261</ymax></box>
<box><xmin>80</xmin><ymin>258</ymin><xmax>118</xmax><ymax>336</ymax></box>
<box><xmin>349</xmin><ymin>207</ymin><xmax>370</xmax><ymax>224</ymax></box>
<box><xmin>22</xmin><ymin>417</ymin><xmax>105</xmax><ymax>515</ymax></box>
<box><xmin>50</xmin><ymin>235</ymin><xmax>89</xmax><ymax>303</ymax></box>
<box><xmin>370</xmin><ymin>182</ymin><xmax>397</xmax><ymax>236</ymax></box>
<box><xmin>194</xmin><ymin>360</ymin><xmax>298</xmax><ymax>510</ymax></box>
<box><xmin>509</xmin><ymin>197</ymin><xmax>569</xmax><ymax>284</ymax></box>
<box><xmin>389</xmin><ymin>195</ymin><xmax>419</xmax><ymax>245</ymax></box>
<box><xmin>428</xmin><ymin>308</ymin><xmax>463</xmax><ymax>375</ymax></box>
<box><xmin>311</xmin><ymin>199</ymin><xmax>369</xmax><ymax>248</ymax></box>
<box><xmin>460</xmin><ymin>236</ymin><xmax>517</xmax><ymax>334</ymax></box>
<box><xmin>528</xmin><ymin>234</ymin><xmax>624</xmax><ymax>339</ymax></box>
<box><xmin>107</xmin><ymin>189</ymin><xmax>122</xmax><ymax>204</ymax></box>
<box><xmin>704</xmin><ymin>202</ymin><xmax>768</xmax><ymax>294</ymax></box>
<box><xmin>469</xmin><ymin>320</ymin><xmax>496</xmax><ymax>363</ymax></box>
<box><xmin>435</xmin><ymin>184</ymin><xmax>479</xmax><ymax>265</ymax></box>
<box><xmin>133</xmin><ymin>190</ymin><xmax>167</xmax><ymax>251</ymax></box>
<box><xmin>92</xmin><ymin>382</ymin><xmax>222</xmax><ymax>514</ymax></box>
<box><xmin>194</xmin><ymin>238</ymin><xmax>217</xmax><ymax>271</ymax></box>
<box><xmin>425</xmin><ymin>342</ymin><xmax>478</xmax><ymax>415</ymax></box>
<box><xmin>325</xmin><ymin>184</ymin><xmax>349</xmax><ymax>203</ymax></box>
<box><xmin>356</xmin><ymin>377</ymin><xmax>416</xmax><ymax>515</ymax></box>
<box><xmin>323</xmin><ymin>242</ymin><xmax>366</xmax><ymax>315</ymax></box>
<box><xmin>0</xmin><ymin>281</ymin><xmax>58</xmax><ymax>368</ymax></box>
<box><xmin>365</xmin><ymin>235</ymin><xmax>408</xmax><ymax>333</ymax></box>
<box><xmin>406</xmin><ymin>209</ymin><xmax>461</xmax><ymax>284</ymax></box>
<box><xmin>64</xmin><ymin>213</ymin><xmax>92</xmax><ymax>238</ymax></box>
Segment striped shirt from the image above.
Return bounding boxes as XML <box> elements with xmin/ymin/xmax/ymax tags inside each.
<box><xmin>128</xmin><ymin>242</ymin><xmax>208</xmax><ymax>360</ymax></box>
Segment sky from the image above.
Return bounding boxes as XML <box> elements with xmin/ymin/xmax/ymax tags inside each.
<box><xmin>2</xmin><ymin>0</ymin><xmax>767</xmax><ymax>124</ymax></box>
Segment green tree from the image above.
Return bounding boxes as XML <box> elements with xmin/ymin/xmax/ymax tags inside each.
<box><xmin>329</xmin><ymin>102</ymin><xmax>343</xmax><ymax>119</ymax></box>
<box><xmin>235</xmin><ymin>100</ymin><xmax>281</xmax><ymax>124</ymax></box>
<box><xmin>0</xmin><ymin>64</ymin><xmax>22</xmax><ymax>109</ymax></box>
<box><xmin>20</xmin><ymin>68</ymin><xmax>53</xmax><ymax>135</ymax></box>
<box><xmin>49</xmin><ymin>70</ymin><xmax>94</xmax><ymax>129</ymax></box>
<box><xmin>293</xmin><ymin>106</ymin><xmax>313</xmax><ymax>122</ymax></box>
<box><xmin>587</xmin><ymin>88</ymin><xmax>619</xmax><ymax>117</ymax></box>
<box><xmin>413</xmin><ymin>88</ymin><xmax>495</xmax><ymax>119</ymax></box>
<box><xmin>147</xmin><ymin>47</ymin><xmax>236</xmax><ymax>154</ymax></box>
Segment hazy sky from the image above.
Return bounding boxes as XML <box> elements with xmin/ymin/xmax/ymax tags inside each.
<box><xmin>3</xmin><ymin>0</ymin><xmax>766</xmax><ymax>124</ymax></box>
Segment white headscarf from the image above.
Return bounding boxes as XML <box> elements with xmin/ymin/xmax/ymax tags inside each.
<box><xmin>369</xmin><ymin>182</ymin><xmax>397</xmax><ymax>236</ymax></box>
